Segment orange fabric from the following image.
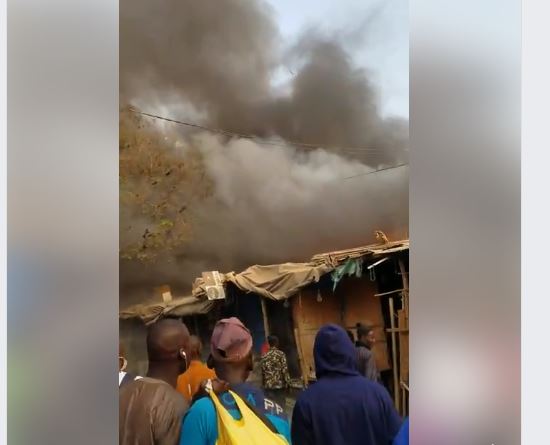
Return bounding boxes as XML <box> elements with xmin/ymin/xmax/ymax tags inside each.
<box><xmin>176</xmin><ymin>360</ymin><xmax>216</xmax><ymax>401</ymax></box>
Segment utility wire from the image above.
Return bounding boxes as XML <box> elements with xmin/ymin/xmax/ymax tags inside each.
<box><xmin>342</xmin><ymin>163</ymin><xmax>409</xmax><ymax>180</ymax></box>
<box><xmin>127</xmin><ymin>107</ymin><xmax>409</xmax><ymax>180</ymax></box>
<box><xmin>128</xmin><ymin>107</ymin><xmax>407</xmax><ymax>155</ymax></box>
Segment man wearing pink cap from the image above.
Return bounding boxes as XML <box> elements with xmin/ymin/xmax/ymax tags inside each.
<box><xmin>180</xmin><ymin>317</ymin><xmax>291</xmax><ymax>444</ymax></box>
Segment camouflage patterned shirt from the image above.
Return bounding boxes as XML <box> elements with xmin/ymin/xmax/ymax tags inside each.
<box><xmin>261</xmin><ymin>347</ymin><xmax>291</xmax><ymax>390</ymax></box>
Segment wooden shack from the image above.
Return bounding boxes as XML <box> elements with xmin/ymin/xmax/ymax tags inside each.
<box><xmin>119</xmin><ymin>237</ymin><xmax>409</xmax><ymax>414</ymax></box>
<box><xmin>192</xmin><ymin>237</ymin><xmax>410</xmax><ymax>414</ymax></box>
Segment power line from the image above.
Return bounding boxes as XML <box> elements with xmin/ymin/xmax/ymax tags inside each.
<box><xmin>126</xmin><ymin>108</ymin><xmax>409</xmax><ymax>181</ymax></box>
<box><xmin>342</xmin><ymin>163</ymin><xmax>409</xmax><ymax>180</ymax></box>
<box><xmin>128</xmin><ymin>107</ymin><xmax>407</xmax><ymax>154</ymax></box>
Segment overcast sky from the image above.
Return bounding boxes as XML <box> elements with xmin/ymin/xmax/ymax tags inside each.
<box><xmin>267</xmin><ymin>0</ymin><xmax>409</xmax><ymax>119</ymax></box>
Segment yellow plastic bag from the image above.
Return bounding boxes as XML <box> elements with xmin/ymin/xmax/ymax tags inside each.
<box><xmin>209</xmin><ymin>390</ymin><xmax>289</xmax><ymax>445</ymax></box>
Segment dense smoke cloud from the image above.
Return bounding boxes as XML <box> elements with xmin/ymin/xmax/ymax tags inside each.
<box><xmin>187</xmin><ymin>134</ymin><xmax>408</xmax><ymax>266</ymax></box>
<box><xmin>119</xmin><ymin>0</ymin><xmax>409</xmax><ymax>299</ymax></box>
<box><xmin>120</xmin><ymin>0</ymin><xmax>408</xmax><ymax>165</ymax></box>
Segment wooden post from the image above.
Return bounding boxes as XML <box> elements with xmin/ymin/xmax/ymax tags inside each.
<box><xmin>292</xmin><ymin>292</ymin><xmax>309</xmax><ymax>387</ymax></box>
<box><xmin>260</xmin><ymin>298</ymin><xmax>270</xmax><ymax>339</ymax></box>
<box><xmin>294</xmin><ymin>327</ymin><xmax>309</xmax><ymax>387</ymax></box>
<box><xmin>389</xmin><ymin>297</ymin><xmax>400</xmax><ymax>412</ymax></box>
<box><xmin>398</xmin><ymin>258</ymin><xmax>409</xmax><ymax>319</ymax></box>
<box><xmin>398</xmin><ymin>257</ymin><xmax>409</xmax><ymax>416</ymax></box>
<box><xmin>398</xmin><ymin>309</ymin><xmax>409</xmax><ymax>417</ymax></box>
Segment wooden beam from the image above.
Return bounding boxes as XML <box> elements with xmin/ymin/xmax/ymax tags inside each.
<box><xmin>389</xmin><ymin>297</ymin><xmax>400</xmax><ymax>412</ymax></box>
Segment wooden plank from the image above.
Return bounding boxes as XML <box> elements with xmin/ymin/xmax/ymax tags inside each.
<box><xmin>297</xmin><ymin>287</ymin><xmax>341</xmax><ymax>378</ymax></box>
<box><xmin>389</xmin><ymin>297</ymin><xmax>400</xmax><ymax>412</ymax></box>
<box><xmin>294</xmin><ymin>327</ymin><xmax>309</xmax><ymax>387</ymax></box>
<box><xmin>340</xmin><ymin>279</ymin><xmax>391</xmax><ymax>371</ymax></box>
<box><xmin>292</xmin><ymin>292</ymin><xmax>311</xmax><ymax>385</ymax></box>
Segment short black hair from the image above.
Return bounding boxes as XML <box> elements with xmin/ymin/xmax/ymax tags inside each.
<box><xmin>356</xmin><ymin>323</ymin><xmax>373</xmax><ymax>339</ymax></box>
<box><xmin>346</xmin><ymin>330</ymin><xmax>355</xmax><ymax>342</ymax></box>
<box><xmin>267</xmin><ymin>335</ymin><xmax>279</xmax><ymax>347</ymax></box>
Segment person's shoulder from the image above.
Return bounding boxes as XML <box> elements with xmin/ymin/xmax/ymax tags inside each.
<box><xmin>120</xmin><ymin>375</ymin><xmax>149</xmax><ymax>395</ymax></box>
<box><xmin>146</xmin><ymin>378</ymin><xmax>188</xmax><ymax>411</ymax></box>
<box><xmin>188</xmin><ymin>396</ymin><xmax>215</xmax><ymax>416</ymax></box>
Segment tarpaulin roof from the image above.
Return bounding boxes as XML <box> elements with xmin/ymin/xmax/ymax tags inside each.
<box><xmin>193</xmin><ymin>262</ymin><xmax>332</xmax><ymax>301</ymax></box>
<box><xmin>193</xmin><ymin>239</ymin><xmax>409</xmax><ymax>301</ymax></box>
<box><xmin>119</xmin><ymin>296</ymin><xmax>215</xmax><ymax>325</ymax></box>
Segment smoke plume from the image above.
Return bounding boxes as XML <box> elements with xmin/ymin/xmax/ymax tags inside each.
<box><xmin>119</xmin><ymin>0</ymin><xmax>409</xmax><ymax>299</ymax></box>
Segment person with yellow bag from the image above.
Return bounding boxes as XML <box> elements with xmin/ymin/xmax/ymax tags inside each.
<box><xmin>180</xmin><ymin>318</ymin><xmax>291</xmax><ymax>445</ymax></box>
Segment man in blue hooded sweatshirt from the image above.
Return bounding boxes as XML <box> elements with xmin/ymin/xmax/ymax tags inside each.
<box><xmin>291</xmin><ymin>324</ymin><xmax>402</xmax><ymax>445</ymax></box>
<box><xmin>393</xmin><ymin>417</ymin><xmax>409</xmax><ymax>445</ymax></box>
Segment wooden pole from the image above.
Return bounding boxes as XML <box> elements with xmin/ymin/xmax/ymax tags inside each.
<box><xmin>292</xmin><ymin>292</ymin><xmax>309</xmax><ymax>387</ymax></box>
<box><xmin>397</xmin><ymin>257</ymin><xmax>409</xmax><ymax>416</ymax></box>
<box><xmin>294</xmin><ymin>327</ymin><xmax>309</xmax><ymax>387</ymax></box>
<box><xmin>260</xmin><ymin>298</ymin><xmax>270</xmax><ymax>339</ymax></box>
<box><xmin>389</xmin><ymin>297</ymin><xmax>400</xmax><ymax>412</ymax></box>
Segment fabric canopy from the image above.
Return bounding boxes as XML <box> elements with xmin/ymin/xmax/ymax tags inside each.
<box><xmin>193</xmin><ymin>262</ymin><xmax>333</xmax><ymax>301</ymax></box>
<box><xmin>120</xmin><ymin>296</ymin><xmax>215</xmax><ymax>325</ymax></box>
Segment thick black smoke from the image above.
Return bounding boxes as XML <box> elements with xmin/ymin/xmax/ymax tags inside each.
<box><xmin>120</xmin><ymin>0</ymin><xmax>407</xmax><ymax>166</ymax></box>
<box><xmin>119</xmin><ymin>0</ymin><xmax>409</xmax><ymax>299</ymax></box>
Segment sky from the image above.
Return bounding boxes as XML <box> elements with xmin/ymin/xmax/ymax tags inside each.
<box><xmin>266</xmin><ymin>0</ymin><xmax>409</xmax><ymax>119</ymax></box>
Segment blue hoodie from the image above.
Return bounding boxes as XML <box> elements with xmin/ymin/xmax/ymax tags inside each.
<box><xmin>291</xmin><ymin>324</ymin><xmax>402</xmax><ymax>445</ymax></box>
<box><xmin>393</xmin><ymin>417</ymin><xmax>409</xmax><ymax>445</ymax></box>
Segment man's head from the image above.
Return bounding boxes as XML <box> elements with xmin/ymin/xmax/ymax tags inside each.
<box><xmin>210</xmin><ymin>317</ymin><xmax>253</xmax><ymax>383</ymax></box>
<box><xmin>314</xmin><ymin>324</ymin><xmax>359</xmax><ymax>379</ymax></box>
<box><xmin>267</xmin><ymin>335</ymin><xmax>279</xmax><ymax>349</ymax></box>
<box><xmin>189</xmin><ymin>335</ymin><xmax>202</xmax><ymax>361</ymax></box>
<box><xmin>356</xmin><ymin>323</ymin><xmax>376</xmax><ymax>349</ymax></box>
<box><xmin>147</xmin><ymin>318</ymin><xmax>190</xmax><ymax>374</ymax></box>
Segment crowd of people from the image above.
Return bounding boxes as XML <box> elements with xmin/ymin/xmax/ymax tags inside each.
<box><xmin>119</xmin><ymin>317</ymin><xmax>409</xmax><ymax>445</ymax></box>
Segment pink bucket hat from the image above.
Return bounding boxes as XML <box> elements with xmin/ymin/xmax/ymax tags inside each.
<box><xmin>210</xmin><ymin>317</ymin><xmax>253</xmax><ymax>363</ymax></box>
